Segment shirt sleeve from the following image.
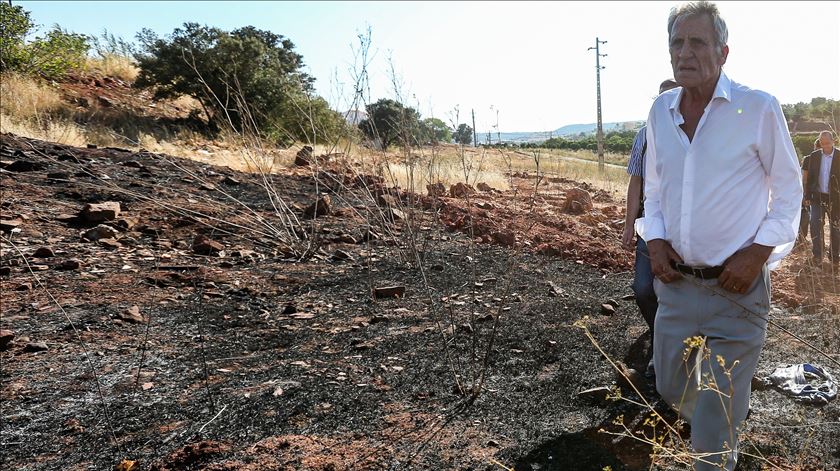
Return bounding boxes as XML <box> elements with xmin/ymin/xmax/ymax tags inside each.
<box><xmin>753</xmin><ymin>96</ymin><xmax>803</xmax><ymax>266</ymax></box>
<box><xmin>634</xmin><ymin>111</ymin><xmax>666</xmax><ymax>242</ymax></box>
<box><xmin>626</xmin><ymin>128</ymin><xmax>646</xmax><ymax>177</ymax></box>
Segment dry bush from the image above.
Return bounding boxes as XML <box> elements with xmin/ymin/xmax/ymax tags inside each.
<box><xmin>84</xmin><ymin>54</ymin><xmax>140</xmax><ymax>82</ymax></box>
<box><xmin>0</xmin><ymin>113</ymin><xmax>86</xmax><ymax>146</ymax></box>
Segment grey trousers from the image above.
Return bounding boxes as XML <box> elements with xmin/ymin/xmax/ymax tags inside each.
<box><xmin>653</xmin><ymin>266</ymin><xmax>770</xmax><ymax>471</ymax></box>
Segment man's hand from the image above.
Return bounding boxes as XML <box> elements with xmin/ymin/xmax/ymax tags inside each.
<box><xmin>718</xmin><ymin>244</ymin><xmax>773</xmax><ymax>294</ymax></box>
<box><xmin>647</xmin><ymin>239</ymin><xmax>683</xmax><ymax>283</ymax></box>
<box><xmin>621</xmin><ymin>224</ymin><xmax>635</xmax><ymax>251</ymax></box>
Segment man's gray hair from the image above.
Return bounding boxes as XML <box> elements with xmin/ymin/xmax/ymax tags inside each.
<box><xmin>668</xmin><ymin>1</ymin><xmax>729</xmax><ymax>54</ymax></box>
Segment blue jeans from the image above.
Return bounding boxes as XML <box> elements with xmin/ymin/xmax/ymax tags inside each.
<box><xmin>810</xmin><ymin>197</ymin><xmax>840</xmax><ymax>263</ymax></box>
<box><xmin>632</xmin><ymin>237</ymin><xmax>659</xmax><ymax>339</ymax></box>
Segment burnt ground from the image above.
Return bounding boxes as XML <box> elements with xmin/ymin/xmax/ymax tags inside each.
<box><xmin>1</xmin><ymin>133</ymin><xmax>838</xmax><ymax>470</ymax></box>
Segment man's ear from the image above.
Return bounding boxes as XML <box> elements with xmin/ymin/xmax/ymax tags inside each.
<box><xmin>719</xmin><ymin>45</ymin><xmax>729</xmax><ymax>66</ymax></box>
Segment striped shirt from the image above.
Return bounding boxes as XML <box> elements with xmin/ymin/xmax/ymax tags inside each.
<box><xmin>626</xmin><ymin>126</ymin><xmax>646</xmax><ymax>177</ymax></box>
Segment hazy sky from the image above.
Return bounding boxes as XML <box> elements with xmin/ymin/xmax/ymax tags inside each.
<box><xmin>19</xmin><ymin>1</ymin><xmax>840</xmax><ymax>132</ymax></box>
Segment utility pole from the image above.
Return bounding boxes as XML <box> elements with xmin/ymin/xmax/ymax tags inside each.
<box><xmin>471</xmin><ymin>108</ymin><xmax>478</xmax><ymax>147</ymax></box>
<box><xmin>588</xmin><ymin>37</ymin><xmax>607</xmax><ymax>173</ymax></box>
<box><xmin>496</xmin><ymin>108</ymin><xmax>501</xmax><ymax>144</ymax></box>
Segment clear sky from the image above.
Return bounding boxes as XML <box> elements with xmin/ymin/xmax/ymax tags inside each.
<box><xmin>18</xmin><ymin>1</ymin><xmax>840</xmax><ymax>133</ymax></box>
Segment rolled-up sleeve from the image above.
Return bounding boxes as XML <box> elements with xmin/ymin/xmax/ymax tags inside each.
<box><xmin>753</xmin><ymin>96</ymin><xmax>802</xmax><ymax>265</ymax></box>
<box><xmin>635</xmin><ymin>110</ymin><xmax>666</xmax><ymax>241</ymax></box>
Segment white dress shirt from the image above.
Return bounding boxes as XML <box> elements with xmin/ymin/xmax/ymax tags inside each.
<box><xmin>635</xmin><ymin>72</ymin><xmax>802</xmax><ymax>268</ymax></box>
<box><xmin>819</xmin><ymin>148</ymin><xmax>835</xmax><ymax>194</ymax></box>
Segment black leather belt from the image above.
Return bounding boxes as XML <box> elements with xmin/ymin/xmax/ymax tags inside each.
<box><xmin>672</xmin><ymin>262</ymin><xmax>724</xmax><ymax>279</ymax></box>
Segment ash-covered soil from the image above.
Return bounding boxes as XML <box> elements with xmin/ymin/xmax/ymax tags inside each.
<box><xmin>1</xmin><ymin>134</ymin><xmax>837</xmax><ymax>470</ymax></box>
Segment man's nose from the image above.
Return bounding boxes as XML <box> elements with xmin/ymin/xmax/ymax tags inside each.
<box><xmin>677</xmin><ymin>41</ymin><xmax>692</xmax><ymax>59</ymax></box>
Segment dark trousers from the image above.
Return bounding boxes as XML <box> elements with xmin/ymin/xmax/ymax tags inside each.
<box><xmin>810</xmin><ymin>194</ymin><xmax>840</xmax><ymax>263</ymax></box>
<box><xmin>799</xmin><ymin>205</ymin><xmax>810</xmax><ymax>241</ymax></box>
<box><xmin>633</xmin><ymin>238</ymin><xmax>658</xmax><ymax>344</ymax></box>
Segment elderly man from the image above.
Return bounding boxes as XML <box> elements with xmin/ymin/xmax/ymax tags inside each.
<box><xmin>635</xmin><ymin>2</ymin><xmax>802</xmax><ymax>469</ymax></box>
<box><xmin>803</xmin><ymin>130</ymin><xmax>840</xmax><ymax>267</ymax></box>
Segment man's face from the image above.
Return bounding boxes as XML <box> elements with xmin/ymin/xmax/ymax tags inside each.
<box><xmin>669</xmin><ymin>14</ymin><xmax>728</xmax><ymax>89</ymax></box>
<box><xmin>819</xmin><ymin>133</ymin><xmax>834</xmax><ymax>150</ymax></box>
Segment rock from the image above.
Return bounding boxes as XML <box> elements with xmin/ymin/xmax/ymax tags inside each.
<box><xmin>15</xmin><ymin>282</ymin><xmax>32</xmax><ymax>291</ymax></box>
<box><xmin>6</xmin><ymin>160</ymin><xmax>46</xmax><ymax>172</ymax></box>
<box><xmin>616</xmin><ymin>361</ymin><xmax>645</xmax><ymax>391</ymax></box>
<box><xmin>294</xmin><ymin>146</ymin><xmax>313</xmax><ymax>166</ymax></box>
<box><xmin>0</xmin><ymin>218</ymin><xmax>23</xmax><ymax>233</ymax></box>
<box><xmin>426</xmin><ymin>182</ymin><xmax>446</xmax><ymax>197</ymax></box>
<box><xmin>98</xmin><ymin>238</ymin><xmax>121</xmax><ymax>249</ymax></box>
<box><xmin>621</xmin><ymin>293</ymin><xmax>636</xmax><ymax>301</ymax></box>
<box><xmin>751</xmin><ymin>376</ymin><xmax>770</xmax><ymax>392</ymax></box>
<box><xmin>370</xmin><ymin>314</ymin><xmax>389</xmax><ymax>324</ymax></box>
<box><xmin>449</xmin><ymin>182</ymin><xmax>476</xmax><ymax>198</ymax></box>
<box><xmin>282</xmin><ymin>304</ymin><xmax>298</xmax><ymax>315</ymax></box>
<box><xmin>600</xmin><ymin>303</ymin><xmax>616</xmax><ymax>316</ymax></box>
<box><xmin>33</xmin><ymin>247</ymin><xmax>55</xmax><ymax>258</ymax></box>
<box><xmin>97</xmin><ymin>95</ymin><xmax>113</xmax><ymax>107</ymax></box>
<box><xmin>118</xmin><ymin>305</ymin><xmax>145</xmax><ymax>324</ymax></box>
<box><xmin>332</xmin><ymin>249</ymin><xmax>353</xmax><ymax>261</ymax></box>
<box><xmin>0</xmin><ymin>266</ymin><xmax>10</xmax><ymax>277</ymax></box>
<box><xmin>0</xmin><ymin>329</ymin><xmax>14</xmax><ymax>351</ymax></box>
<box><xmin>373</xmin><ymin>285</ymin><xmax>406</xmax><ymax>299</ymax></box>
<box><xmin>563</xmin><ymin>188</ymin><xmax>593</xmax><ymax>214</ymax></box>
<box><xmin>192</xmin><ymin>235</ymin><xmax>224</xmax><ymax>255</ymax></box>
<box><xmin>304</xmin><ymin>195</ymin><xmax>332</xmax><ymax>218</ymax></box>
<box><xmin>578</xmin><ymin>386</ymin><xmax>613</xmax><ymax>404</ymax></box>
<box><xmin>476</xmin><ymin>182</ymin><xmax>495</xmax><ymax>192</ymax></box>
<box><xmin>389</xmin><ymin>208</ymin><xmax>406</xmax><ymax>222</ymax></box>
<box><xmin>120</xmin><ymin>160</ymin><xmax>145</xmax><ymax>169</ymax></box>
<box><xmin>47</xmin><ymin>171</ymin><xmax>70</xmax><ymax>180</ymax></box>
<box><xmin>86</xmin><ymin>143</ymin><xmax>98</xmax><ymax>149</ymax></box>
<box><xmin>492</xmin><ymin>231</ymin><xmax>515</xmax><ymax>246</ymax></box>
<box><xmin>83</xmin><ymin>224</ymin><xmax>119</xmax><ymax>241</ymax></box>
<box><xmin>335</xmin><ymin>234</ymin><xmax>357</xmax><ymax>244</ymax></box>
<box><xmin>222</xmin><ymin>176</ymin><xmax>240</xmax><ymax>186</ymax></box>
<box><xmin>23</xmin><ymin>341</ymin><xmax>48</xmax><ymax>353</ymax></box>
<box><xmin>115</xmin><ymin>217</ymin><xmax>138</xmax><ymax>231</ymax></box>
<box><xmin>547</xmin><ymin>281</ymin><xmax>564</xmax><ymax>297</ymax></box>
<box><xmin>58</xmin><ymin>259</ymin><xmax>82</xmax><ymax>270</ymax></box>
<box><xmin>80</xmin><ymin>202</ymin><xmax>121</xmax><ymax>223</ymax></box>
<box><xmin>377</xmin><ymin>194</ymin><xmax>398</xmax><ymax>208</ymax></box>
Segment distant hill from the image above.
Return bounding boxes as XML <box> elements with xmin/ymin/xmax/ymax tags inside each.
<box><xmin>482</xmin><ymin>120</ymin><xmax>644</xmax><ymax>144</ymax></box>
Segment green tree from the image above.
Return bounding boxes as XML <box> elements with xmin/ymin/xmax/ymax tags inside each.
<box><xmin>419</xmin><ymin>117</ymin><xmax>451</xmax><ymax>145</ymax></box>
<box><xmin>134</xmin><ymin>23</ymin><xmax>340</xmax><ymax>143</ymax></box>
<box><xmin>0</xmin><ymin>4</ymin><xmax>89</xmax><ymax>80</ymax></box>
<box><xmin>358</xmin><ymin>98</ymin><xmax>420</xmax><ymax>149</ymax></box>
<box><xmin>453</xmin><ymin>123</ymin><xmax>473</xmax><ymax>145</ymax></box>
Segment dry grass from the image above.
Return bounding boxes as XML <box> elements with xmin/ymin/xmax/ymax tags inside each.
<box><xmin>0</xmin><ymin>73</ymin><xmax>69</xmax><ymax>121</ymax></box>
<box><xmin>84</xmin><ymin>55</ymin><xmax>140</xmax><ymax>83</ymax></box>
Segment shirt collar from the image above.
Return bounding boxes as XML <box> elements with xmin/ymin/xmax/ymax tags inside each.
<box><xmin>669</xmin><ymin>71</ymin><xmax>733</xmax><ymax>112</ymax></box>
<box><xmin>824</xmin><ymin>147</ymin><xmax>836</xmax><ymax>158</ymax></box>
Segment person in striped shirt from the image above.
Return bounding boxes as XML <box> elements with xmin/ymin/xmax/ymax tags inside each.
<box><xmin>621</xmin><ymin>78</ymin><xmax>679</xmax><ymax>378</ymax></box>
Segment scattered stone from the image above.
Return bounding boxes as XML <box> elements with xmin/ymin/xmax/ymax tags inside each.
<box><xmin>222</xmin><ymin>176</ymin><xmax>240</xmax><ymax>186</ymax></box>
<box><xmin>118</xmin><ymin>305</ymin><xmax>145</xmax><ymax>324</ymax></box>
<box><xmin>332</xmin><ymin>249</ymin><xmax>353</xmax><ymax>261</ymax></box>
<box><xmin>304</xmin><ymin>195</ymin><xmax>332</xmax><ymax>218</ymax></box>
<box><xmin>374</xmin><ymin>285</ymin><xmax>406</xmax><ymax>299</ymax></box>
<box><xmin>33</xmin><ymin>247</ymin><xmax>55</xmax><ymax>258</ymax></box>
<box><xmin>600</xmin><ymin>303</ymin><xmax>616</xmax><ymax>316</ymax></box>
<box><xmin>547</xmin><ymin>281</ymin><xmax>564</xmax><ymax>297</ymax></box>
<box><xmin>294</xmin><ymin>146</ymin><xmax>313</xmax><ymax>166</ymax></box>
<box><xmin>98</xmin><ymin>238</ymin><xmax>121</xmax><ymax>249</ymax></box>
<box><xmin>192</xmin><ymin>235</ymin><xmax>224</xmax><ymax>255</ymax></box>
<box><xmin>0</xmin><ymin>329</ymin><xmax>15</xmax><ymax>351</ymax></box>
<box><xmin>219</xmin><ymin>261</ymin><xmax>235</xmax><ymax>269</ymax></box>
<box><xmin>751</xmin><ymin>376</ymin><xmax>770</xmax><ymax>392</ymax></box>
<box><xmin>476</xmin><ymin>182</ymin><xmax>495</xmax><ymax>192</ymax></box>
<box><xmin>121</xmin><ymin>160</ymin><xmax>145</xmax><ymax>169</ymax></box>
<box><xmin>563</xmin><ymin>188</ymin><xmax>593</xmax><ymax>214</ymax></box>
<box><xmin>15</xmin><ymin>282</ymin><xmax>32</xmax><ymax>291</ymax></box>
<box><xmin>0</xmin><ymin>217</ymin><xmax>23</xmax><ymax>233</ymax></box>
<box><xmin>6</xmin><ymin>160</ymin><xmax>46</xmax><ymax>172</ymax></box>
<box><xmin>370</xmin><ymin>314</ymin><xmax>389</xmax><ymax>324</ymax></box>
<box><xmin>389</xmin><ymin>208</ymin><xmax>406</xmax><ymax>221</ymax></box>
<box><xmin>0</xmin><ymin>266</ymin><xmax>10</xmax><ymax>277</ymax></box>
<box><xmin>578</xmin><ymin>386</ymin><xmax>613</xmax><ymax>404</ymax></box>
<box><xmin>377</xmin><ymin>194</ymin><xmax>398</xmax><ymax>208</ymax></box>
<box><xmin>83</xmin><ymin>224</ymin><xmax>119</xmax><ymax>241</ymax></box>
<box><xmin>80</xmin><ymin>202</ymin><xmax>121</xmax><ymax>223</ymax></box>
<box><xmin>115</xmin><ymin>217</ymin><xmax>138</xmax><ymax>231</ymax></box>
<box><xmin>621</xmin><ymin>293</ymin><xmax>636</xmax><ymax>301</ymax></box>
<box><xmin>23</xmin><ymin>341</ymin><xmax>48</xmax><ymax>353</ymax></box>
<box><xmin>335</xmin><ymin>234</ymin><xmax>357</xmax><ymax>244</ymax></box>
<box><xmin>282</xmin><ymin>304</ymin><xmax>298</xmax><ymax>315</ymax></box>
<box><xmin>449</xmin><ymin>182</ymin><xmax>476</xmax><ymax>198</ymax></box>
<box><xmin>426</xmin><ymin>182</ymin><xmax>446</xmax><ymax>197</ymax></box>
<box><xmin>430</xmin><ymin>263</ymin><xmax>444</xmax><ymax>271</ymax></box>
<box><xmin>492</xmin><ymin>231</ymin><xmax>515</xmax><ymax>246</ymax></box>
<box><xmin>616</xmin><ymin>361</ymin><xmax>645</xmax><ymax>391</ymax></box>
<box><xmin>86</xmin><ymin>143</ymin><xmax>98</xmax><ymax>149</ymax></box>
<box><xmin>47</xmin><ymin>171</ymin><xmax>70</xmax><ymax>180</ymax></box>
<box><xmin>58</xmin><ymin>259</ymin><xmax>82</xmax><ymax>270</ymax></box>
